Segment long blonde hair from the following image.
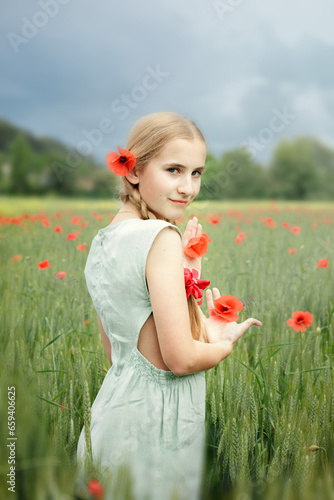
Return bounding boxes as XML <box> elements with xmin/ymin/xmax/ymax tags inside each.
<box><xmin>119</xmin><ymin>111</ymin><xmax>208</xmax><ymax>343</ymax></box>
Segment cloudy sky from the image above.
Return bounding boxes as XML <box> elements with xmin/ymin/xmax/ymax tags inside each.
<box><xmin>2</xmin><ymin>0</ymin><xmax>334</xmax><ymax>166</ymax></box>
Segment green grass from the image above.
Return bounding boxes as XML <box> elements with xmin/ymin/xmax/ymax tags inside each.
<box><xmin>0</xmin><ymin>197</ymin><xmax>333</xmax><ymax>500</ymax></box>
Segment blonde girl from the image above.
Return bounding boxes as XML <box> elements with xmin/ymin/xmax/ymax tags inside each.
<box><xmin>76</xmin><ymin>111</ymin><xmax>262</xmax><ymax>500</ymax></box>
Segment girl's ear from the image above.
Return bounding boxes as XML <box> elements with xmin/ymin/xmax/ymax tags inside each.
<box><xmin>125</xmin><ymin>167</ymin><xmax>140</xmax><ymax>185</ymax></box>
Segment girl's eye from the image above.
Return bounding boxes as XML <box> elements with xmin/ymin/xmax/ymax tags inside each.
<box><xmin>167</xmin><ymin>168</ymin><xmax>202</xmax><ymax>177</ymax></box>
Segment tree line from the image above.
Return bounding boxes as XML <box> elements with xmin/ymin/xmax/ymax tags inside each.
<box><xmin>0</xmin><ymin>119</ymin><xmax>333</xmax><ymax>200</ymax></box>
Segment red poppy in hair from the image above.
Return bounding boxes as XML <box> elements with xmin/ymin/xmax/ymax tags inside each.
<box><xmin>106</xmin><ymin>146</ymin><xmax>136</xmax><ymax>176</ymax></box>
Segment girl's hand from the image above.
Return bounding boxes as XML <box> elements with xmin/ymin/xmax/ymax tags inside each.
<box><xmin>202</xmin><ymin>287</ymin><xmax>262</xmax><ymax>346</ymax></box>
<box><xmin>183</xmin><ymin>216</ymin><xmax>202</xmax><ymax>277</ymax></box>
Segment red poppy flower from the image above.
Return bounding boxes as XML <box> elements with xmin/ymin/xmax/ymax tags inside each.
<box><xmin>84</xmin><ymin>320</ymin><xmax>90</xmax><ymax>326</ymax></box>
<box><xmin>92</xmin><ymin>211</ymin><xmax>103</xmax><ymax>220</ymax></box>
<box><xmin>317</xmin><ymin>259</ymin><xmax>328</xmax><ymax>268</ymax></box>
<box><xmin>282</xmin><ymin>222</ymin><xmax>290</xmax><ymax>228</ymax></box>
<box><xmin>10</xmin><ymin>254</ymin><xmax>23</xmax><ymax>263</ymax></box>
<box><xmin>287</xmin><ymin>311</ymin><xmax>313</xmax><ymax>332</ymax></box>
<box><xmin>209</xmin><ymin>215</ymin><xmax>220</xmax><ymax>226</ymax></box>
<box><xmin>54</xmin><ymin>225</ymin><xmax>63</xmax><ymax>233</ymax></box>
<box><xmin>42</xmin><ymin>219</ymin><xmax>50</xmax><ymax>227</ymax></box>
<box><xmin>66</xmin><ymin>233</ymin><xmax>77</xmax><ymax>241</ymax></box>
<box><xmin>184</xmin><ymin>234</ymin><xmax>209</xmax><ymax>258</ymax></box>
<box><xmin>81</xmin><ymin>221</ymin><xmax>88</xmax><ymax>228</ymax></box>
<box><xmin>106</xmin><ymin>146</ymin><xmax>136</xmax><ymax>176</ymax></box>
<box><xmin>76</xmin><ymin>244</ymin><xmax>87</xmax><ymax>252</ymax></box>
<box><xmin>184</xmin><ymin>268</ymin><xmax>210</xmax><ymax>305</ymax></box>
<box><xmin>290</xmin><ymin>226</ymin><xmax>301</xmax><ymax>234</ymax></box>
<box><xmin>70</xmin><ymin>216</ymin><xmax>82</xmax><ymax>225</ymax></box>
<box><xmin>211</xmin><ymin>295</ymin><xmax>244</xmax><ymax>322</ymax></box>
<box><xmin>55</xmin><ymin>271</ymin><xmax>67</xmax><ymax>279</ymax></box>
<box><xmin>287</xmin><ymin>248</ymin><xmax>297</xmax><ymax>254</ymax></box>
<box><xmin>38</xmin><ymin>260</ymin><xmax>51</xmax><ymax>270</ymax></box>
<box><xmin>201</xmin><ymin>232</ymin><xmax>211</xmax><ymax>243</ymax></box>
<box><xmin>236</xmin><ymin>232</ymin><xmax>246</xmax><ymax>244</ymax></box>
<box><xmin>87</xmin><ymin>478</ymin><xmax>105</xmax><ymax>500</ymax></box>
<box><xmin>266</xmin><ymin>217</ymin><xmax>276</xmax><ymax>228</ymax></box>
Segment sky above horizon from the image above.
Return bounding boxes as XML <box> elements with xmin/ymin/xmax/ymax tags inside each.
<box><xmin>1</xmin><ymin>0</ymin><xmax>334</xmax><ymax>167</ymax></box>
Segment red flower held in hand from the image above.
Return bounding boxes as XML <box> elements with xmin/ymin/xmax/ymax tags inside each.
<box><xmin>184</xmin><ymin>234</ymin><xmax>209</xmax><ymax>258</ymax></box>
<box><xmin>38</xmin><ymin>260</ymin><xmax>51</xmax><ymax>270</ymax></box>
<box><xmin>287</xmin><ymin>311</ymin><xmax>313</xmax><ymax>332</ymax></box>
<box><xmin>211</xmin><ymin>295</ymin><xmax>244</xmax><ymax>322</ymax></box>
<box><xmin>184</xmin><ymin>268</ymin><xmax>210</xmax><ymax>305</ymax></box>
<box><xmin>106</xmin><ymin>146</ymin><xmax>136</xmax><ymax>176</ymax></box>
<box><xmin>201</xmin><ymin>232</ymin><xmax>211</xmax><ymax>243</ymax></box>
<box><xmin>317</xmin><ymin>259</ymin><xmax>328</xmax><ymax>268</ymax></box>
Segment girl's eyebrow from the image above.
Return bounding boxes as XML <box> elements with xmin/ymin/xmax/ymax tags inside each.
<box><xmin>164</xmin><ymin>162</ymin><xmax>206</xmax><ymax>171</ymax></box>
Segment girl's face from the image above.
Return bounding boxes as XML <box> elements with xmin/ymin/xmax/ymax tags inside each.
<box><xmin>128</xmin><ymin>138</ymin><xmax>207</xmax><ymax>220</ymax></box>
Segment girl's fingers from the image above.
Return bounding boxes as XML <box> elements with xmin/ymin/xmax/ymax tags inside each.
<box><xmin>240</xmin><ymin>318</ymin><xmax>262</xmax><ymax>334</ymax></box>
<box><xmin>183</xmin><ymin>217</ymin><xmax>197</xmax><ymax>244</ymax></box>
<box><xmin>206</xmin><ymin>288</ymin><xmax>220</xmax><ymax>317</ymax></box>
<box><xmin>191</xmin><ymin>217</ymin><xmax>198</xmax><ymax>239</ymax></box>
<box><xmin>206</xmin><ymin>289</ymin><xmax>214</xmax><ymax>315</ymax></box>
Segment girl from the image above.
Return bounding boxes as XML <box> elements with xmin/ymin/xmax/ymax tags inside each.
<box><xmin>76</xmin><ymin>112</ymin><xmax>262</xmax><ymax>500</ymax></box>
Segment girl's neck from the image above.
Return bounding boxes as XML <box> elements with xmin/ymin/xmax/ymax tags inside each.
<box><xmin>118</xmin><ymin>203</ymin><xmax>142</xmax><ymax>217</ymax></box>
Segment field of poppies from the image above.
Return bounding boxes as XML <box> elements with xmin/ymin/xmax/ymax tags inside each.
<box><xmin>0</xmin><ymin>196</ymin><xmax>333</xmax><ymax>500</ymax></box>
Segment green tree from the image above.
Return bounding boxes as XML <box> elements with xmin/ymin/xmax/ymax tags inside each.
<box><xmin>10</xmin><ymin>134</ymin><xmax>34</xmax><ymax>193</ymax></box>
<box><xmin>198</xmin><ymin>148</ymin><xmax>267</xmax><ymax>200</ymax></box>
<box><xmin>268</xmin><ymin>138</ymin><xmax>326</xmax><ymax>200</ymax></box>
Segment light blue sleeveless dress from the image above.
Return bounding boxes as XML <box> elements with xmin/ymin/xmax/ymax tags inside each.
<box><xmin>76</xmin><ymin>219</ymin><xmax>206</xmax><ymax>500</ymax></box>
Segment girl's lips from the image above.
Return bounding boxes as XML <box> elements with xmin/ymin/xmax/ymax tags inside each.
<box><xmin>170</xmin><ymin>199</ymin><xmax>188</xmax><ymax>205</ymax></box>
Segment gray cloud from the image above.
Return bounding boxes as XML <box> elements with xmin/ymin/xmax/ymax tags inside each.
<box><xmin>1</xmin><ymin>0</ymin><xmax>334</xmax><ymax>165</ymax></box>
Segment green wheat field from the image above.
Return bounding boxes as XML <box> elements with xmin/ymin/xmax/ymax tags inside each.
<box><xmin>0</xmin><ymin>196</ymin><xmax>333</xmax><ymax>500</ymax></box>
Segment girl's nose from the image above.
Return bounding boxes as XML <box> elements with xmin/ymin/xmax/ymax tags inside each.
<box><xmin>177</xmin><ymin>176</ymin><xmax>194</xmax><ymax>196</ymax></box>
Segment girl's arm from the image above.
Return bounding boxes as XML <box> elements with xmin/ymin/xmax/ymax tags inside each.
<box><xmin>97</xmin><ymin>314</ymin><xmax>112</xmax><ymax>366</ymax></box>
<box><xmin>146</xmin><ymin>227</ymin><xmax>261</xmax><ymax>375</ymax></box>
<box><xmin>146</xmin><ymin>228</ymin><xmax>239</xmax><ymax>375</ymax></box>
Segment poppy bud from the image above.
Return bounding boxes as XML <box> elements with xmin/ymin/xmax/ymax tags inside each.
<box><xmin>316</xmin><ymin>327</ymin><xmax>321</xmax><ymax>335</ymax></box>
<box><xmin>308</xmin><ymin>445</ymin><xmax>325</xmax><ymax>452</ymax></box>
